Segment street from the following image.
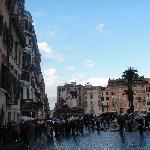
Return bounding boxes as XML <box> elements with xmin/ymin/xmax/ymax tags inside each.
<box><xmin>31</xmin><ymin>131</ymin><xmax>150</xmax><ymax>150</ymax></box>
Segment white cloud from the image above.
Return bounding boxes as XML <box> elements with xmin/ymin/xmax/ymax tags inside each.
<box><xmin>44</xmin><ymin>68</ymin><xmax>58</xmax><ymax>81</ymax></box>
<box><xmin>47</xmin><ymin>96</ymin><xmax>57</xmax><ymax>110</ymax></box>
<box><xmin>65</xmin><ymin>66</ymin><xmax>76</xmax><ymax>71</ymax></box>
<box><xmin>38</xmin><ymin>42</ymin><xmax>64</xmax><ymax>62</ymax></box>
<box><xmin>65</xmin><ymin>46</ymin><xmax>71</xmax><ymax>50</ymax></box>
<box><xmin>84</xmin><ymin>59</ymin><xmax>95</xmax><ymax>68</ymax></box>
<box><xmin>33</xmin><ymin>12</ymin><xmax>46</xmax><ymax>16</ymax></box>
<box><xmin>59</xmin><ymin>14</ymin><xmax>76</xmax><ymax>21</ymax></box>
<box><xmin>49</xmin><ymin>30</ymin><xmax>58</xmax><ymax>37</ymax></box>
<box><xmin>96</xmin><ymin>23</ymin><xmax>111</xmax><ymax>34</ymax></box>
<box><xmin>87</xmin><ymin>77</ymin><xmax>108</xmax><ymax>86</ymax></box>
<box><xmin>43</xmin><ymin>68</ymin><xmax>61</xmax><ymax>109</ymax></box>
<box><xmin>69</xmin><ymin>75</ymin><xmax>108</xmax><ymax>87</ymax></box>
<box><xmin>69</xmin><ymin>73</ymin><xmax>86</xmax><ymax>83</ymax></box>
<box><xmin>44</xmin><ymin>69</ymin><xmax>108</xmax><ymax>109</ymax></box>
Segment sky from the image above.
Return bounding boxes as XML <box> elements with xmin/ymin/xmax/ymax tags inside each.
<box><xmin>25</xmin><ymin>0</ymin><xmax>150</xmax><ymax>109</ymax></box>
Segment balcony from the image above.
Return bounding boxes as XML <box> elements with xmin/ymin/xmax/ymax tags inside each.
<box><xmin>6</xmin><ymin>93</ymin><xmax>18</xmax><ymax>106</ymax></box>
<box><xmin>22</xmin><ymin>63</ymin><xmax>33</xmax><ymax>71</ymax></box>
<box><xmin>21</xmin><ymin>101</ymin><xmax>43</xmax><ymax>112</ymax></box>
<box><xmin>10</xmin><ymin>14</ymin><xmax>26</xmax><ymax>47</ymax></box>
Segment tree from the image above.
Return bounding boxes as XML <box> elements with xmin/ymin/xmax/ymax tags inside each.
<box><xmin>122</xmin><ymin>67</ymin><xmax>139</xmax><ymax>113</ymax></box>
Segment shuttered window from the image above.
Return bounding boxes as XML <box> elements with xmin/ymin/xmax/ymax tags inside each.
<box><xmin>0</xmin><ymin>15</ymin><xmax>3</xmax><ymax>35</ymax></box>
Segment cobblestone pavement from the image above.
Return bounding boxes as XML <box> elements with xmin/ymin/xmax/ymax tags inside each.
<box><xmin>30</xmin><ymin>131</ymin><xmax>150</xmax><ymax>150</ymax></box>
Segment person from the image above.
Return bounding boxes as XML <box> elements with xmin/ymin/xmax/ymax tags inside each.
<box><xmin>20</xmin><ymin>123</ymin><xmax>29</xmax><ymax>148</ymax></box>
<box><xmin>118</xmin><ymin>112</ymin><xmax>126</xmax><ymax>136</ymax></box>
<box><xmin>0</xmin><ymin>125</ymin><xmax>6</xmax><ymax>145</ymax></box>
<box><xmin>137</xmin><ymin>117</ymin><xmax>144</xmax><ymax>137</ymax></box>
<box><xmin>144</xmin><ymin>116</ymin><xmax>149</xmax><ymax>131</ymax></box>
<box><xmin>96</xmin><ymin>117</ymin><xmax>100</xmax><ymax>132</ymax></box>
<box><xmin>47</xmin><ymin>123</ymin><xmax>50</xmax><ymax>139</ymax></box>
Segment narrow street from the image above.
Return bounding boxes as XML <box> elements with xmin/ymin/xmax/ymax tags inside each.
<box><xmin>31</xmin><ymin>131</ymin><xmax>150</xmax><ymax>150</ymax></box>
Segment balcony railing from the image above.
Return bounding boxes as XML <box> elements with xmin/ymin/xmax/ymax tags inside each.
<box><xmin>10</xmin><ymin>14</ymin><xmax>26</xmax><ymax>47</ymax></box>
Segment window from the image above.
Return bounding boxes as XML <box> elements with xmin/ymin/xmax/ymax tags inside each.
<box><xmin>19</xmin><ymin>50</ymin><xmax>21</xmax><ymax>66</ymax></box>
<box><xmin>21</xmin><ymin>71</ymin><xmax>30</xmax><ymax>82</ymax></box>
<box><xmin>27</xmin><ymin>72</ymin><xmax>30</xmax><ymax>82</ymax></box>
<box><xmin>21</xmin><ymin>87</ymin><xmax>23</xmax><ymax>99</ymax></box>
<box><xmin>98</xmin><ymin>100</ymin><xmax>101</xmax><ymax>106</ymax></box>
<box><xmin>27</xmin><ymin>88</ymin><xmax>29</xmax><ymax>99</ymax></box>
<box><xmin>3</xmin><ymin>23</ymin><xmax>9</xmax><ymax>49</ymax></box>
<box><xmin>90</xmin><ymin>95</ymin><xmax>93</xmax><ymax>99</ymax></box>
<box><xmin>14</xmin><ymin>112</ymin><xmax>16</xmax><ymax>122</ymax></box>
<box><xmin>90</xmin><ymin>101</ymin><xmax>93</xmax><ymax>105</ymax></box>
<box><xmin>6</xmin><ymin>0</ymin><xmax>14</xmax><ymax>13</ymax></box>
<box><xmin>0</xmin><ymin>15</ymin><xmax>3</xmax><ymax>35</ymax></box>
<box><xmin>3</xmin><ymin>23</ymin><xmax>13</xmax><ymax>52</ymax></box>
<box><xmin>78</xmin><ymin>102</ymin><xmax>81</xmax><ymax>106</ymax></box>
<box><xmin>29</xmin><ymin>39</ymin><xmax>31</xmax><ymax>45</ymax></box>
<box><xmin>146</xmin><ymin>87</ymin><xmax>150</xmax><ymax>92</ymax></box>
<box><xmin>25</xmin><ymin>19</ymin><xmax>28</xmax><ymax>30</ymax></box>
<box><xmin>106</xmin><ymin>92</ymin><xmax>108</xmax><ymax>95</ymax></box>
<box><xmin>135</xmin><ymin>97</ymin><xmax>142</xmax><ymax>100</ymax></box>
<box><xmin>90</xmin><ymin>107</ymin><xmax>94</xmax><ymax>113</ymax></box>
<box><xmin>98</xmin><ymin>90</ymin><xmax>101</xmax><ymax>94</ymax></box>
<box><xmin>1</xmin><ymin>64</ymin><xmax>9</xmax><ymax>90</ymax></box>
<box><xmin>27</xmin><ymin>54</ymin><xmax>31</xmax><ymax>65</ymax></box>
<box><xmin>8</xmin><ymin>112</ymin><xmax>11</xmax><ymax>123</ymax></box>
<box><xmin>101</xmin><ymin>97</ymin><xmax>104</xmax><ymax>101</ymax></box>
<box><xmin>22</xmin><ymin>52</ymin><xmax>26</xmax><ymax>67</ymax></box>
<box><xmin>15</xmin><ymin>41</ymin><xmax>18</xmax><ymax>62</ymax></box>
<box><xmin>106</xmin><ymin>97</ymin><xmax>109</xmax><ymax>101</ymax></box>
<box><xmin>98</xmin><ymin>95</ymin><xmax>101</xmax><ymax>99</ymax></box>
<box><xmin>107</xmin><ymin>102</ymin><xmax>109</xmax><ymax>111</ymax></box>
<box><xmin>84</xmin><ymin>101</ymin><xmax>88</xmax><ymax>107</ymax></box>
<box><xmin>141</xmin><ymin>90</ymin><xmax>145</xmax><ymax>93</ymax></box>
<box><xmin>79</xmin><ymin>96</ymin><xmax>81</xmax><ymax>101</ymax></box>
<box><xmin>29</xmin><ymin>22</ymin><xmax>32</xmax><ymax>32</ymax></box>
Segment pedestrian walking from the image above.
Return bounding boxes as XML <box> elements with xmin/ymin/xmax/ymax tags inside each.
<box><xmin>118</xmin><ymin>113</ymin><xmax>126</xmax><ymax>136</ymax></box>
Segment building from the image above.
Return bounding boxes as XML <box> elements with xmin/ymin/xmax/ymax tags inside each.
<box><xmin>108</xmin><ymin>77</ymin><xmax>148</xmax><ymax>113</ymax></box>
<box><xmin>20</xmin><ymin>10</ymin><xmax>46</xmax><ymax>119</ymax></box>
<box><xmin>0</xmin><ymin>0</ymin><xmax>25</xmax><ymax>125</ymax></box>
<box><xmin>56</xmin><ymin>82</ymin><xmax>84</xmax><ymax>115</ymax></box>
<box><xmin>0</xmin><ymin>0</ymin><xmax>49</xmax><ymax>125</ymax></box>
<box><xmin>145</xmin><ymin>78</ymin><xmax>150</xmax><ymax>112</ymax></box>
<box><xmin>56</xmin><ymin>78</ymin><xmax>150</xmax><ymax>115</ymax></box>
<box><xmin>84</xmin><ymin>83</ymin><xmax>109</xmax><ymax>115</ymax></box>
<box><xmin>56</xmin><ymin>82</ymin><xmax>111</xmax><ymax>115</ymax></box>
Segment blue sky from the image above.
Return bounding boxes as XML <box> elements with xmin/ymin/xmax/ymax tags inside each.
<box><xmin>25</xmin><ymin>0</ymin><xmax>150</xmax><ymax>108</ymax></box>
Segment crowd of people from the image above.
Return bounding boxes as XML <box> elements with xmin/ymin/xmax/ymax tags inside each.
<box><xmin>0</xmin><ymin>119</ymin><xmax>46</xmax><ymax>149</ymax></box>
<box><xmin>0</xmin><ymin>111</ymin><xmax>150</xmax><ymax>149</ymax></box>
<box><xmin>46</xmin><ymin>111</ymin><xmax>150</xmax><ymax>139</ymax></box>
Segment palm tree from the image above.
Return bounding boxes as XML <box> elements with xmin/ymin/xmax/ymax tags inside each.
<box><xmin>122</xmin><ymin>67</ymin><xmax>139</xmax><ymax>113</ymax></box>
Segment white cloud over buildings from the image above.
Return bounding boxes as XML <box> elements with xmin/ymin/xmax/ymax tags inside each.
<box><xmin>84</xmin><ymin>59</ymin><xmax>95</xmax><ymax>68</ymax></box>
<box><xmin>65</xmin><ymin>66</ymin><xmax>76</xmax><ymax>71</ymax></box>
<box><xmin>96</xmin><ymin>23</ymin><xmax>111</xmax><ymax>34</ymax></box>
<box><xmin>38</xmin><ymin>42</ymin><xmax>64</xmax><ymax>61</ymax></box>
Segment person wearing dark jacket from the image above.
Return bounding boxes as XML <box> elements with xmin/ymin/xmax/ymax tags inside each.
<box><xmin>137</xmin><ymin>118</ymin><xmax>144</xmax><ymax>137</ymax></box>
<box><xmin>117</xmin><ymin>113</ymin><xmax>126</xmax><ymax>136</ymax></box>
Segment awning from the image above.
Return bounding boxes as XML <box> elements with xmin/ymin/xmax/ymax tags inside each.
<box><xmin>21</xmin><ymin>116</ymin><xmax>35</xmax><ymax>121</ymax></box>
<box><xmin>21</xmin><ymin>101</ymin><xmax>43</xmax><ymax>112</ymax></box>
